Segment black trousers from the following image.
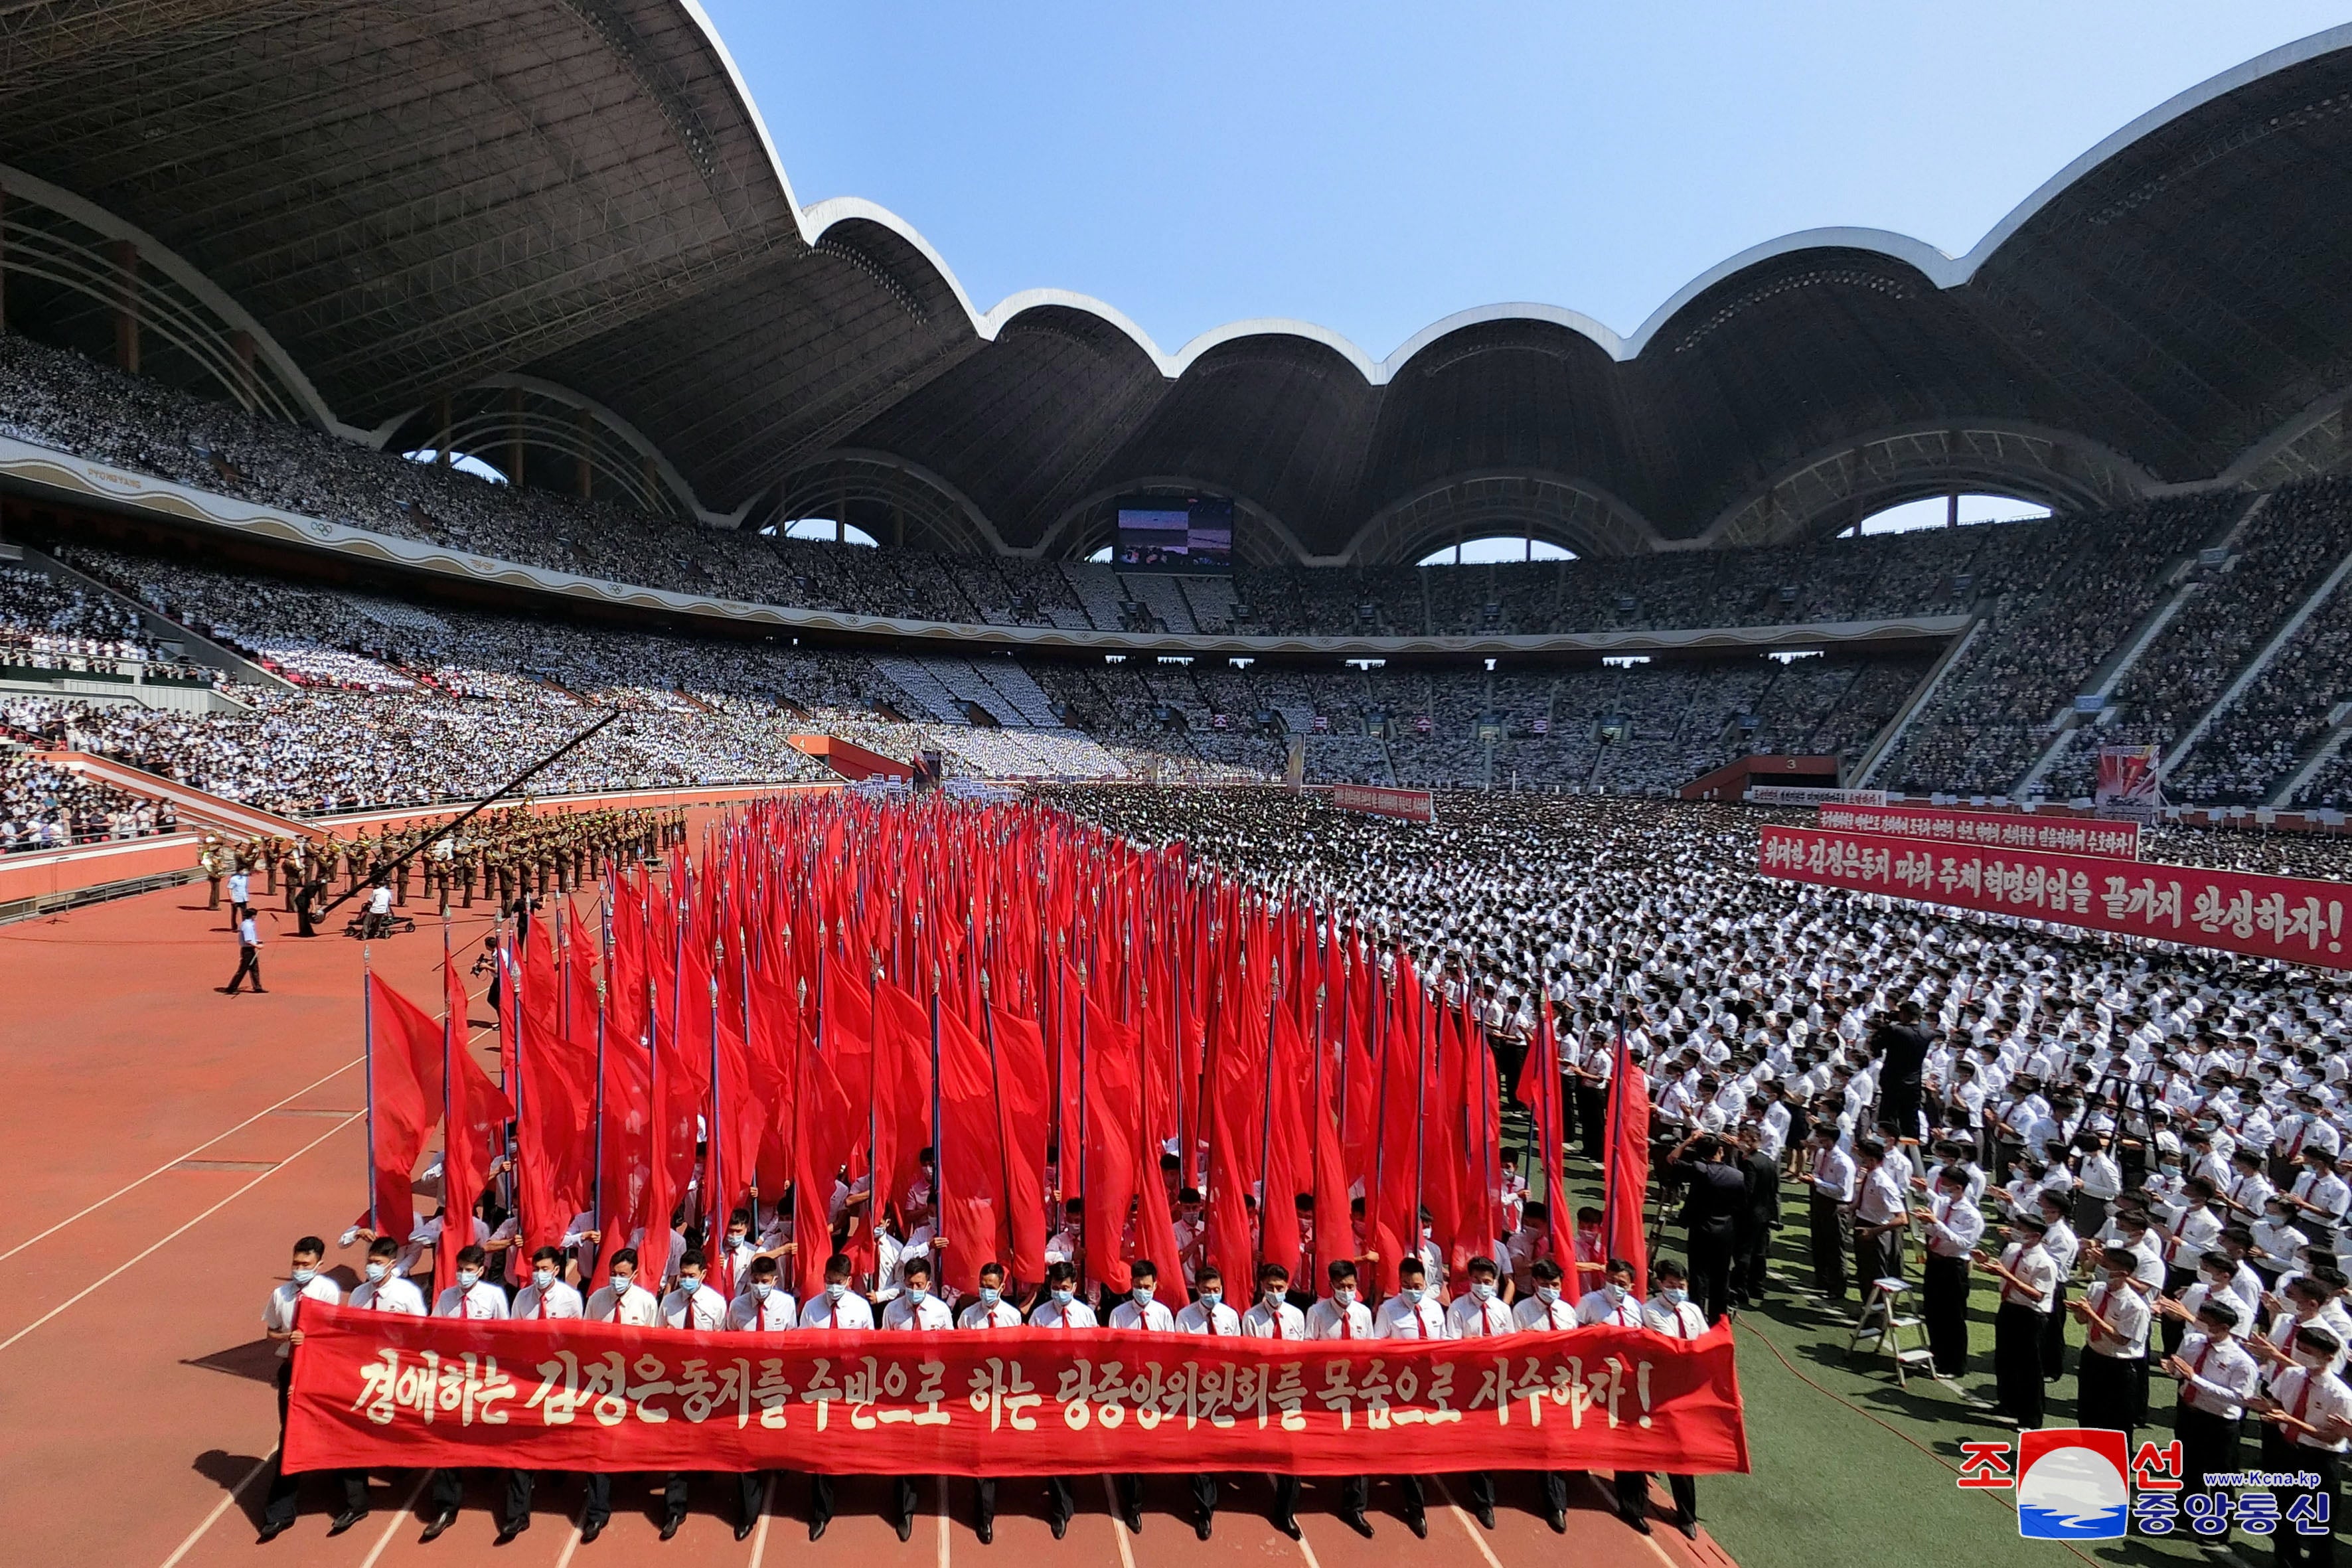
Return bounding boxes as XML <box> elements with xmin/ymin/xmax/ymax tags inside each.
<box><xmin>1687</xmin><ymin>1225</ymin><xmax>1736</xmax><ymax>1324</ymax></box>
<box><xmin>1993</xmin><ymin>1302</ymin><xmax>2046</xmax><ymax>1429</ymax></box>
<box><xmin>1921</xmin><ymin>1252</ymin><xmax>1970</xmax><ymax>1377</ymax></box>
<box><xmin>263</xmin><ymin>1362</ymin><xmax>366</xmax><ymax>1528</ymax></box>
<box><xmin>2159</xmin><ymin>1267</ymin><xmax>2195</xmax><ymax>1358</ymax></box>
<box><xmin>226</xmin><ymin>945</ymin><xmax>263</xmax><ymax>993</ymax></box>
<box><xmin>892</xmin><ymin>1475</ymin><xmax>920</xmax><ymax>1528</ymax></box>
<box><xmin>1732</xmin><ymin>1216</ymin><xmax>1774</xmax><ymax>1304</ymax></box>
<box><xmin>1538</xmin><ymin>1468</ymin><xmax>1569</xmax><ymax>1518</ymax></box>
<box><xmin>809</xmin><ymin>1472</ymin><xmax>833</xmax><ymax>1527</ymax></box>
<box><xmin>2074</xmin><ymin>1350</ymin><xmax>2139</xmax><ymax>1449</ymax></box>
<box><xmin>1808</xmin><ymin>1191</ymin><xmax>1849</xmax><ymax>1297</ymax></box>
<box><xmin>2275</xmin><ymin>1449</ymin><xmax>2340</xmax><ymax>1568</ymax></box>
<box><xmin>1853</xmin><ymin>1225</ymin><xmax>1903</xmax><ymax>1289</ymax></box>
<box><xmin>1614</xmin><ymin>1470</ymin><xmax>1695</xmax><ymax>1521</ymax></box>
<box><xmin>1577</xmin><ymin>1083</ymin><xmax>1608</xmax><ymax>1162</ymax></box>
<box><xmin>428</xmin><ymin>1466</ymin><xmax>534</xmax><ymax>1529</ymax></box>
<box><xmin>1192</xmin><ymin>1470</ymin><xmax>1219</xmax><ymax>1520</ymax></box>
<box><xmin>975</xmin><ymin>1474</ymin><xmax>1073</xmax><ymax>1528</ymax></box>
<box><xmin>580</xmin><ymin>1471</ymin><xmax>688</xmax><ymax>1527</ymax></box>
<box><xmin>2039</xmin><ymin>1279</ymin><xmax>2070</xmax><ymax>1380</ymax></box>
<box><xmin>1389</xmin><ymin>1472</ymin><xmax>1423</xmax><ymax>1521</ymax></box>
<box><xmin>1114</xmin><ymin>1472</ymin><xmax>1143</xmax><ymax>1519</ymax></box>
<box><xmin>2176</xmin><ymin>1406</ymin><xmax>2242</xmax><ymax>1543</ymax></box>
<box><xmin>737</xmin><ymin>1471</ymin><xmax>770</xmax><ymax>1527</ymax></box>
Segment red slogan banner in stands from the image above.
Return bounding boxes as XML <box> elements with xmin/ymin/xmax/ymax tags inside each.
<box><xmin>1818</xmin><ymin>803</ymin><xmax>2140</xmax><ymax>860</ymax></box>
<box><xmin>1760</xmin><ymin>824</ymin><xmax>2351</xmax><ymax>969</ymax></box>
<box><xmin>283</xmin><ymin>1302</ymin><xmax>1747</xmax><ymax>1478</ymax></box>
<box><xmin>1330</xmin><ymin>783</ymin><xmax>1437</xmax><ymax>824</ymax></box>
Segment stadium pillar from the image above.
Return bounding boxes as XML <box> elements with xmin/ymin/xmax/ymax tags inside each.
<box><xmin>108</xmin><ymin>240</ymin><xmax>138</xmax><ymax>373</ymax></box>
<box><xmin>1946</xmin><ymin>490</ymin><xmax>1959</xmax><ymax>528</ymax></box>
<box><xmin>508</xmin><ymin>386</ymin><xmax>525</xmax><ymax>488</ymax></box>
<box><xmin>0</xmin><ymin>181</ymin><xmax>8</xmax><ymax>333</ymax></box>
<box><xmin>643</xmin><ymin>451</ymin><xmax>659</xmax><ymax>512</ymax></box>
<box><xmin>435</xmin><ymin>394</ymin><xmax>453</xmax><ymax>465</ymax></box>
<box><xmin>576</xmin><ymin>407</ymin><xmax>593</xmax><ymax>501</ymax></box>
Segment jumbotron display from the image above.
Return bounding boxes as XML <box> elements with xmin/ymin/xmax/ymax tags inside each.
<box><xmin>1114</xmin><ymin>495</ymin><xmax>1234</xmax><ymax>572</ymax></box>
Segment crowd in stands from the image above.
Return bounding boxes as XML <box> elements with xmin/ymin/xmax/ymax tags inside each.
<box><xmin>0</xmin><ymin>751</ymin><xmax>175</xmax><ymax>852</ymax></box>
<box><xmin>0</xmin><ymin>560</ymin><xmax>204</xmax><ymax>679</ymax></box>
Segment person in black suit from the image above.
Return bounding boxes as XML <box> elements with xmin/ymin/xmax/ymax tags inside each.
<box><xmin>1731</xmin><ymin>1123</ymin><xmax>1781</xmax><ymax>1308</ymax></box>
<box><xmin>1663</xmin><ymin>1131</ymin><xmax>1748</xmax><ymax>1323</ymax></box>
<box><xmin>1873</xmin><ymin>1001</ymin><xmax>1934</xmax><ymax>1144</ymax></box>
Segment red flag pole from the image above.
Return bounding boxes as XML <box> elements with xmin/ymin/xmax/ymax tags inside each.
<box><xmin>362</xmin><ymin>943</ymin><xmax>377</xmax><ymax>1234</ymax></box>
<box><xmin>1254</xmin><ymin>960</ymin><xmax>1281</xmax><ymax>1274</ymax></box>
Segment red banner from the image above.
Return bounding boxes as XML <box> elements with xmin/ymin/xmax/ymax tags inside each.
<box><xmin>1330</xmin><ymin>784</ymin><xmax>1436</xmax><ymax>824</ymax></box>
<box><xmin>283</xmin><ymin>1300</ymin><xmax>1747</xmax><ymax>1478</ymax></box>
<box><xmin>1818</xmin><ymin>803</ymin><xmax>2140</xmax><ymax>860</ymax></box>
<box><xmin>1760</xmin><ymin>824</ymin><xmax>2352</xmax><ymax>969</ymax></box>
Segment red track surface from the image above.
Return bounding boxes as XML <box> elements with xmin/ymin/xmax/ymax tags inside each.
<box><xmin>0</xmin><ymin>810</ymin><xmax>1736</xmax><ymax>1568</ymax></box>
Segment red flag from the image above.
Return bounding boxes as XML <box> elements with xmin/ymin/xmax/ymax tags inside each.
<box><xmin>1079</xmin><ymin>992</ymin><xmax>1140</xmax><ymax>1293</ymax></box>
<box><xmin>1603</xmin><ymin>1020</ymin><xmax>1650</xmax><ymax>1291</ymax></box>
<box><xmin>364</xmin><ymin>973</ymin><xmax>439</xmax><ymax>1245</ymax></box>
<box><xmin>436</xmin><ymin>955</ymin><xmax>514</xmax><ymax>1300</ymax></box>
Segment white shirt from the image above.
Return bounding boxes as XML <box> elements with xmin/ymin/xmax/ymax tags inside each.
<box><xmin>882</xmin><ymin>1293</ymin><xmax>955</xmax><ymax>1330</ymax></box>
<box><xmin>1447</xmin><ymin>1291</ymin><xmax>1514</xmax><ymax>1339</ymax></box>
<box><xmin>1575</xmin><ymin>1287</ymin><xmax>1646</xmax><ymax>1328</ymax></box>
<box><xmin>349</xmin><ymin>1274</ymin><xmax>429</xmax><ymax>1315</ymax></box>
<box><xmin>1644</xmin><ymin>1296</ymin><xmax>1710</xmax><ymax>1338</ymax></box>
<box><xmin>958</xmin><ymin>1297</ymin><xmax>1025</xmax><ymax>1330</ymax></box>
<box><xmin>1029</xmin><ymin>1297</ymin><xmax>1099</xmax><ymax>1330</ymax></box>
<box><xmin>664</xmin><ymin>1281</ymin><xmax>731</xmax><ymax>1331</ymax></box>
<box><xmin>1176</xmin><ymin>1298</ymin><xmax>1242</xmax><ymax>1336</ymax></box>
<box><xmin>1109</xmin><ymin>1296</ymin><xmax>1179</xmax><ymax>1332</ymax></box>
<box><xmin>2079</xmin><ymin>1278</ymin><xmax>2152</xmax><ymax>1359</ymax></box>
<box><xmin>2174</xmin><ymin>1331</ymin><xmax>2263</xmax><ymax>1419</ymax></box>
<box><xmin>1309</xmin><ymin>1295</ymin><xmax>1379</xmax><ymax>1340</ymax></box>
<box><xmin>584</xmin><ymin>1281</ymin><xmax>662</xmax><ymax>1326</ymax></box>
<box><xmin>433</xmin><ymin>1280</ymin><xmax>510</xmax><ymax>1320</ymax></box>
<box><xmin>266</xmin><ymin>1275</ymin><xmax>341</xmax><ymax>1357</ymax></box>
<box><xmin>1372</xmin><ymin>1293</ymin><xmax>1449</xmax><ymax>1339</ymax></box>
<box><xmin>2270</xmin><ymin>1364</ymin><xmax>2352</xmax><ymax>1452</ymax></box>
<box><xmin>509</xmin><ymin>1279</ymin><xmax>582</xmax><ymax>1320</ymax></box>
<box><xmin>1512</xmin><ymin>1292</ymin><xmax>1577</xmax><ymax>1332</ymax></box>
<box><xmin>724</xmin><ymin>1289</ymin><xmax>797</xmax><ymax>1332</ymax></box>
<box><xmin>1240</xmin><ymin>1298</ymin><xmax>1306</xmax><ymax>1340</ymax></box>
<box><xmin>798</xmin><ymin>1290</ymin><xmax>875</xmax><ymax>1330</ymax></box>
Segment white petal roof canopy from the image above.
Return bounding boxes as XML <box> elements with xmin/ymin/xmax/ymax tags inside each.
<box><xmin>5</xmin><ymin>5</ymin><xmax>2352</xmax><ymax>559</ymax></box>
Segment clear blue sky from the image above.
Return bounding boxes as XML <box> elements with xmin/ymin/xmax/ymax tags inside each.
<box><xmin>704</xmin><ymin>3</ymin><xmax>2344</xmax><ymax>359</ymax></box>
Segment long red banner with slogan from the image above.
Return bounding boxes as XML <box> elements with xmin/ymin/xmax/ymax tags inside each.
<box><xmin>1330</xmin><ymin>783</ymin><xmax>1437</xmax><ymax>824</ymax></box>
<box><xmin>1760</xmin><ymin>824</ymin><xmax>2352</xmax><ymax>969</ymax></box>
<box><xmin>283</xmin><ymin>1302</ymin><xmax>1747</xmax><ymax>1478</ymax></box>
<box><xmin>1818</xmin><ymin>803</ymin><xmax>2140</xmax><ymax>860</ymax></box>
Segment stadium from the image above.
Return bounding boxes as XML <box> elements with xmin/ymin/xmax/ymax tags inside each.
<box><xmin>4</xmin><ymin>6</ymin><xmax>2352</xmax><ymax>1568</ymax></box>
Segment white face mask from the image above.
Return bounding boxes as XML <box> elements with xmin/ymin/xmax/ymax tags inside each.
<box><xmin>365</xmin><ymin>1262</ymin><xmax>389</xmax><ymax>1283</ymax></box>
<box><xmin>611</xmin><ymin>1273</ymin><xmax>634</xmax><ymax>1293</ymax></box>
<box><xmin>532</xmin><ymin>1267</ymin><xmax>556</xmax><ymax>1290</ymax></box>
<box><xmin>1199</xmin><ymin>1289</ymin><xmax>1223</xmax><ymax>1307</ymax></box>
<box><xmin>1400</xmin><ymin>1285</ymin><xmax>1424</xmax><ymax>1305</ymax></box>
<box><xmin>1263</xmin><ymin>1287</ymin><xmax>1287</xmax><ymax>1306</ymax></box>
<box><xmin>907</xmin><ymin>1284</ymin><xmax>930</xmax><ymax>1301</ymax></box>
<box><xmin>1534</xmin><ymin>1285</ymin><xmax>1560</xmax><ymax>1305</ymax></box>
<box><xmin>682</xmin><ymin>1275</ymin><xmax>705</xmax><ymax>1293</ymax></box>
<box><xmin>1334</xmin><ymin>1286</ymin><xmax>1358</xmax><ymax>1306</ymax></box>
<box><xmin>1662</xmin><ymin>1287</ymin><xmax>1689</xmax><ymax>1306</ymax></box>
<box><xmin>749</xmin><ymin>1282</ymin><xmax>771</xmax><ymax>1300</ymax></box>
<box><xmin>291</xmin><ymin>1267</ymin><xmax>317</xmax><ymax>1287</ymax></box>
<box><xmin>455</xmin><ymin>1269</ymin><xmax>481</xmax><ymax>1289</ymax></box>
<box><xmin>1470</xmin><ymin>1281</ymin><xmax>1498</xmax><ymax>1301</ymax></box>
<box><xmin>1605</xmin><ymin>1283</ymin><xmax>1628</xmax><ymax>1303</ymax></box>
<box><xmin>826</xmin><ymin>1281</ymin><xmax>847</xmax><ymax>1301</ymax></box>
<box><xmin>1051</xmin><ymin>1287</ymin><xmax>1075</xmax><ymax>1306</ymax></box>
<box><xmin>1131</xmin><ymin>1285</ymin><xmax>1154</xmax><ymax>1306</ymax></box>
<box><xmin>2296</xmin><ymin>1348</ymin><xmax>2335</xmax><ymax>1370</ymax></box>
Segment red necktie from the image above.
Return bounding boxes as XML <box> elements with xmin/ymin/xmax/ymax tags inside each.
<box><xmin>537</xmin><ymin>1290</ymin><xmax>547</xmax><ymax>1319</ymax></box>
<box><xmin>1340</xmin><ymin>1307</ymin><xmax>1353</xmax><ymax>1341</ymax></box>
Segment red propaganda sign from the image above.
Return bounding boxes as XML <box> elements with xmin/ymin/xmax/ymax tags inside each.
<box><xmin>1332</xmin><ymin>784</ymin><xmax>1436</xmax><ymax>824</ymax></box>
<box><xmin>1759</xmin><ymin>824</ymin><xmax>2352</xmax><ymax>969</ymax></box>
<box><xmin>1818</xmin><ymin>803</ymin><xmax>2140</xmax><ymax>860</ymax></box>
<box><xmin>283</xmin><ymin>1302</ymin><xmax>1747</xmax><ymax>1478</ymax></box>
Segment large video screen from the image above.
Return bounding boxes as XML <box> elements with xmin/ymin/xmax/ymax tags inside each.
<box><xmin>1115</xmin><ymin>495</ymin><xmax>1233</xmax><ymax>573</ymax></box>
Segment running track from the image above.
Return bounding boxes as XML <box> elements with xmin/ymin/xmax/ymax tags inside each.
<box><xmin>0</xmin><ymin>811</ymin><xmax>1735</xmax><ymax>1568</ymax></box>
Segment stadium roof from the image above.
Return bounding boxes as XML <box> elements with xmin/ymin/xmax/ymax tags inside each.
<box><xmin>6</xmin><ymin>7</ymin><xmax>2352</xmax><ymax>560</ymax></box>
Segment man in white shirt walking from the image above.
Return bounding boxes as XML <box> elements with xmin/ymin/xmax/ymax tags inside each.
<box><xmin>496</xmin><ymin>1246</ymin><xmax>582</xmax><ymax>1545</ymax></box>
<box><xmin>1445</xmin><ymin>1257</ymin><xmax>1512</xmax><ymax>1529</ymax></box>
<box><xmin>1107</xmin><ymin>1259</ymin><xmax>1175</xmax><ymax>1533</ymax></box>
<box><xmin>1511</xmin><ymin>1259</ymin><xmax>1575</xmax><ymax>1533</ymax></box>
<box><xmin>256</xmin><ymin>1236</ymin><xmax>366</xmax><ymax>1543</ymax></box>
<box><xmin>575</xmin><ymin>1248</ymin><xmax>660</xmax><ymax>1543</ymax></box>
<box><xmin>798</xmin><ymin>1253</ymin><xmax>873</xmax><ymax>1541</ymax></box>
<box><xmin>1620</xmin><ymin>1260</ymin><xmax>1707</xmax><ymax>1539</ymax></box>
<box><xmin>1008</xmin><ymin>1261</ymin><xmax>1094</xmax><ymax>1541</ymax></box>
<box><xmin>223</xmin><ymin>910</ymin><xmax>266</xmax><ymax>994</ymax></box>
<box><xmin>1241</xmin><ymin>1263</ymin><xmax>1307</xmax><ymax>1539</ymax></box>
<box><xmin>1318</xmin><ymin>1259</ymin><xmax>1389</xmax><ymax>1539</ymax></box>
<box><xmin>419</xmin><ymin>1245</ymin><xmax>510</xmax><ymax>1543</ymax></box>
<box><xmin>1175</xmin><ymin>1264</ymin><xmax>1239</xmax><ymax>1537</ymax></box>
<box><xmin>882</xmin><ymin>1256</ymin><xmax>953</xmax><ymax>1543</ymax></box>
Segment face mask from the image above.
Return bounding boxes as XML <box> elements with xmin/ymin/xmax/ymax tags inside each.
<box><xmin>1400</xmin><ymin>1284</ymin><xmax>1425</xmax><ymax>1304</ymax></box>
<box><xmin>979</xmin><ymin>1286</ymin><xmax>1002</xmax><ymax>1307</ymax></box>
<box><xmin>682</xmin><ymin>1275</ymin><xmax>705</xmax><ymax>1293</ymax></box>
<box><xmin>908</xmin><ymin>1285</ymin><xmax>930</xmax><ymax>1302</ymax></box>
<box><xmin>1200</xmin><ymin>1289</ymin><xmax>1223</xmax><ymax>1307</ymax></box>
<box><xmin>1534</xmin><ymin>1285</ymin><xmax>1560</xmax><ymax>1305</ymax></box>
<box><xmin>1605</xmin><ymin>1283</ymin><xmax>1627</xmax><ymax>1303</ymax></box>
<box><xmin>456</xmin><ymin>1269</ymin><xmax>481</xmax><ymax>1289</ymax></box>
<box><xmin>1131</xmin><ymin>1285</ymin><xmax>1154</xmax><ymax>1306</ymax></box>
<box><xmin>612</xmin><ymin>1274</ymin><xmax>634</xmax><ymax>1293</ymax></box>
<box><xmin>291</xmin><ymin>1267</ymin><xmax>317</xmax><ymax>1287</ymax></box>
<box><xmin>1052</xmin><ymin>1287</ymin><xmax>1075</xmax><ymax>1307</ymax></box>
<box><xmin>750</xmin><ymin>1282</ymin><xmax>771</xmax><ymax>1300</ymax></box>
<box><xmin>729</xmin><ymin>1232</ymin><xmax>747</xmax><ymax>1246</ymax></box>
<box><xmin>1663</xmin><ymin>1288</ymin><xmax>1688</xmax><ymax>1305</ymax></box>
<box><xmin>365</xmin><ymin>1262</ymin><xmax>389</xmax><ymax>1283</ymax></box>
<box><xmin>532</xmin><ymin>1267</ymin><xmax>556</xmax><ymax>1290</ymax></box>
<box><xmin>2296</xmin><ymin>1348</ymin><xmax>2334</xmax><ymax>1370</ymax></box>
<box><xmin>1471</xmin><ymin>1281</ymin><xmax>1498</xmax><ymax>1301</ymax></box>
<box><xmin>826</xmin><ymin>1282</ymin><xmax>847</xmax><ymax>1301</ymax></box>
<box><xmin>1334</xmin><ymin>1286</ymin><xmax>1358</xmax><ymax>1306</ymax></box>
<box><xmin>1263</xmin><ymin>1287</ymin><xmax>1286</xmax><ymax>1306</ymax></box>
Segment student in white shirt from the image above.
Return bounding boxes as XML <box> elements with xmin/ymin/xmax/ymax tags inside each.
<box><xmin>1172</xmin><ymin>1264</ymin><xmax>1238</xmax><ymax>1537</ymax></box>
<box><xmin>1506</xmin><ymin>1257</ymin><xmax>1577</xmax><ymax>1534</ymax></box>
<box><xmin>2254</xmin><ymin>1322</ymin><xmax>2352</xmax><ymax>1560</ymax></box>
<box><xmin>1915</xmin><ymin>1164</ymin><xmax>1984</xmax><ymax>1379</ymax></box>
<box><xmin>1240</xmin><ymin>1263</ymin><xmax>1308</xmax><ymax>1539</ymax></box>
<box><xmin>2071</xmin><ymin>1251</ymin><xmax>2153</xmax><ymax>1445</ymax></box>
<box><xmin>256</xmin><ymin>1235</ymin><xmax>366</xmax><ymax>1542</ymax></box>
<box><xmin>509</xmin><ymin>1246</ymin><xmax>581</xmax><ymax>1321</ymax></box>
<box><xmin>1439</xmin><ymin>1255</ymin><xmax>1511</xmax><ymax>1532</ymax></box>
<box><xmin>1311</xmin><ymin>1260</ymin><xmax>1389</xmax><ymax>1539</ymax></box>
<box><xmin>1974</xmin><ymin>1214</ymin><xmax>2058</xmax><ymax>1431</ymax></box>
<box><xmin>1577</xmin><ymin>1259</ymin><xmax>1648</xmax><ymax>1328</ymax></box>
<box><xmin>1808</xmin><ymin>1129</ymin><xmax>1856</xmax><ymax>1298</ymax></box>
<box><xmin>795</xmin><ymin>1253</ymin><xmax>872</xmax><ymax>1542</ymax></box>
<box><xmin>1000</xmin><ymin>1261</ymin><xmax>1093</xmax><ymax>1542</ymax></box>
<box><xmin>420</xmin><ymin>1245</ymin><xmax>511</xmax><ymax>1543</ymax></box>
<box><xmin>348</xmin><ymin>1236</ymin><xmax>428</xmax><ymax>1316</ymax></box>
<box><xmin>1106</xmin><ymin>1259</ymin><xmax>1176</xmax><ymax>1533</ymax></box>
<box><xmin>575</xmin><ymin>1248</ymin><xmax>663</xmax><ymax>1543</ymax></box>
<box><xmin>1620</xmin><ymin>1260</ymin><xmax>1707</xmax><ymax>1538</ymax></box>
<box><xmin>632</xmin><ymin>1250</ymin><xmax>732</xmax><ymax>1541</ymax></box>
<box><xmin>2164</xmin><ymin>1298</ymin><xmax>2265</xmax><ymax>1545</ymax></box>
<box><xmin>882</xmin><ymin>1256</ymin><xmax>951</xmax><ymax>1543</ymax></box>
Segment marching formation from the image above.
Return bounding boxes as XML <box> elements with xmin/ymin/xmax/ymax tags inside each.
<box><xmin>259</xmin><ymin>791</ymin><xmax>1713</xmax><ymax>1547</ymax></box>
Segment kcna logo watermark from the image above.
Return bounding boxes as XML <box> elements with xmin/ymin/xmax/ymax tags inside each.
<box><xmin>1958</xmin><ymin>1429</ymin><xmax>2332</xmax><ymax>1541</ymax></box>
